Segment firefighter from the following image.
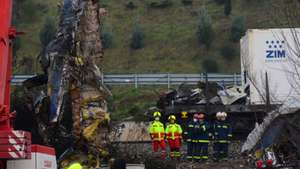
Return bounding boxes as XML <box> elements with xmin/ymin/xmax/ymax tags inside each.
<box><xmin>185</xmin><ymin>113</ymin><xmax>199</xmax><ymax>161</ymax></box>
<box><xmin>148</xmin><ymin>111</ymin><xmax>166</xmax><ymax>159</ymax></box>
<box><xmin>197</xmin><ymin>113</ymin><xmax>210</xmax><ymax>161</ymax></box>
<box><xmin>213</xmin><ymin>112</ymin><xmax>232</xmax><ymax>160</ymax></box>
<box><xmin>166</xmin><ymin>115</ymin><xmax>183</xmax><ymax>160</ymax></box>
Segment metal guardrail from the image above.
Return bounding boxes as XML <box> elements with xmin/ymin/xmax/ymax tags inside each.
<box><xmin>11</xmin><ymin>73</ymin><xmax>242</xmax><ymax>88</ymax></box>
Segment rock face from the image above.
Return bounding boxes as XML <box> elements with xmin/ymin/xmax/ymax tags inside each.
<box><xmin>36</xmin><ymin>0</ymin><xmax>110</xmax><ymax>168</ymax></box>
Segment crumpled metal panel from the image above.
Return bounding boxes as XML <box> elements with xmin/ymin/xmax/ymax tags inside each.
<box><xmin>218</xmin><ymin>86</ymin><xmax>247</xmax><ymax>105</ymax></box>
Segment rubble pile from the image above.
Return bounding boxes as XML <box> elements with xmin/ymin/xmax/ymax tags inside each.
<box><xmin>157</xmin><ymin>82</ymin><xmax>249</xmax><ymax>109</ymax></box>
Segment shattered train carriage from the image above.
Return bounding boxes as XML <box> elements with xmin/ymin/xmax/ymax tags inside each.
<box><xmin>23</xmin><ymin>0</ymin><xmax>110</xmax><ymax>168</ymax></box>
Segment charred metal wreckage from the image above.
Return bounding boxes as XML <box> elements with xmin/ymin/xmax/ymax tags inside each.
<box><xmin>242</xmin><ymin>107</ymin><xmax>300</xmax><ymax>168</ymax></box>
<box><xmin>23</xmin><ymin>0</ymin><xmax>110</xmax><ymax>167</ymax></box>
<box><xmin>156</xmin><ymin>80</ymin><xmax>268</xmax><ymax>138</ymax></box>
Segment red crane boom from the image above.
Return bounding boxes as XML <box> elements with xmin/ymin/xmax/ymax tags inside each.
<box><xmin>0</xmin><ymin>0</ymin><xmax>31</xmax><ymax>167</ymax></box>
<box><xmin>0</xmin><ymin>0</ymin><xmax>14</xmax><ymax>129</ymax></box>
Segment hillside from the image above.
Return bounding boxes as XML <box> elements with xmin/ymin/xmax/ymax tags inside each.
<box><xmin>13</xmin><ymin>0</ymin><xmax>282</xmax><ymax>75</ymax></box>
<box><xmin>12</xmin><ymin>0</ymin><xmax>60</xmax><ymax>74</ymax></box>
<box><xmin>11</xmin><ymin>0</ymin><xmax>291</xmax><ymax>119</ymax></box>
<box><xmin>102</xmin><ymin>0</ymin><xmax>276</xmax><ymax>74</ymax></box>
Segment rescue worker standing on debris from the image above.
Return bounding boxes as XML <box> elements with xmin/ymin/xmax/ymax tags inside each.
<box><xmin>214</xmin><ymin>112</ymin><xmax>232</xmax><ymax>160</ymax></box>
<box><xmin>148</xmin><ymin>111</ymin><xmax>167</xmax><ymax>159</ymax></box>
<box><xmin>197</xmin><ymin>113</ymin><xmax>210</xmax><ymax>161</ymax></box>
<box><xmin>185</xmin><ymin>113</ymin><xmax>199</xmax><ymax>161</ymax></box>
<box><xmin>166</xmin><ymin>115</ymin><xmax>183</xmax><ymax>160</ymax></box>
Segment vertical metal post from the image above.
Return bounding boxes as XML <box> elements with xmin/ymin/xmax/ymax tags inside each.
<box><xmin>265</xmin><ymin>72</ymin><xmax>270</xmax><ymax>112</ymax></box>
<box><xmin>234</xmin><ymin>73</ymin><xmax>237</xmax><ymax>85</ymax></box>
<box><xmin>167</xmin><ymin>73</ymin><xmax>170</xmax><ymax>89</ymax></box>
<box><xmin>135</xmin><ymin>74</ymin><xmax>138</xmax><ymax>89</ymax></box>
<box><xmin>101</xmin><ymin>73</ymin><xmax>104</xmax><ymax>85</ymax></box>
<box><xmin>243</xmin><ymin>71</ymin><xmax>247</xmax><ymax>85</ymax></box>
<box><xmin>205</xmin><ymin>73</ymin><xmax>209</xmax><ymax>113</ymax></box>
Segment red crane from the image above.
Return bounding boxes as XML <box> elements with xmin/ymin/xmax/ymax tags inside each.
<box><xmin>0</xmin><ymin>0</ymin><xmax>31</xmax><ymax>168</ymax></box>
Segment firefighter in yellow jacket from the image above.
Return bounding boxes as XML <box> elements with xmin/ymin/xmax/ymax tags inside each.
<box><xmin>166</xmin><ymin>115</ymin><xmax>183</xmax><ymax>160</ymax></box>
<box><xmin>148</xmin><ymin>111</ymin><xmax>166</xmax><ymax>159</ymax></box>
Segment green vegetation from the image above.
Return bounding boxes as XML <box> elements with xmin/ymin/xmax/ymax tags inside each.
<box><xmin>13</xmin><ymin>0</ymin><xmax>288</xmax><ymax>75</ymax></box>
<box><xmin>101</xmin><ymin>28</ymin><xmax>114</xmax><ymax>49</ymax></box>
<box><xmin>13</xmin><ymin>0</ymin><xmax>60</xmax><ymax>74</ymax></box>
<box><xmin>214</xmin><ymin>0</ymin><xmax>225</xmax><ymax>5</ymax></box>
<box><xmin>220</xmin><ymin>43</ymin><xmax>236</xmax><ymax>61</ymax></box>
<box><xmin>130</xmin><ymin>24</ymin><xmax>145</xmax><ymax>50</ymax></box>
<box><xmin>202</xmin><ymin>59</ymin><xmax>219</xmax><ymax>73</ymax></box>
<box><xmin>39</xmin><ymin>17</ymin><xmax>56</xmax><ymax>48</ymax></box>
<box><xmin>231</xmin><ymin>16</ymin><xmax>246</xmax><ymax>42</ymax></box>
<box><xmin>181</xmin><ymin>0</ymin><xmax>193</xmax><ymax>5</ymax></box>
<box><xmin>108</xmin><ymin>87</ymin><xmax>161</xmax><ymax>121</ymax></box>
<box><xmin>197</xmin><ymin>7</ymin><xmax>214</xmax><ymax>49</ymax></box>
<box><xmin>224</xmin><ymin>0</ymin><xmax>232</xmax><ymax>16</ymax></box>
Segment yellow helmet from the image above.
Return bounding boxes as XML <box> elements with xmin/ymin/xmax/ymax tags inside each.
<box><xmin>153</xmin><ymin>111</ymin><xmax>161</xmax><ymax>117</ymax></box>
<box><xmin>67</xmin><ymin>163</ymin><xmax>82</xmax><ymax>169</ymax></box>
<box><xmin>168</xmin><ymin>115</ymin><xmax>176</xmax><ymax>121</ymax></box>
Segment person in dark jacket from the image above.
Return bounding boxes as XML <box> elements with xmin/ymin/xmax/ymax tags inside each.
<box><xmin>213</xmin><ymin>112</ymin><xmax>232</xmax><ymax>160</ymax></box>
<box><xmin>185</xmin><ymin>113</ymin><xmax>199</xmax><ymax>161</ymax></box>
<box><xmin>197</xmin><ymin>113</ymin><xmax>210</xmax><ymax>161</ymax></box>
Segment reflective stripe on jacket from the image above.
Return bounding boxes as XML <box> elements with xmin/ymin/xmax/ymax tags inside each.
<box><xmin>190</xmin><ymin>121</ymin><xmax>210</xmax><ymax>142</ymax></box>
<box><xmin>214</xmin><ymin>120</ymin><xmax>232</xmax><ymax>141</ymax></box>
<box><xmin>185</xmin><ymin>121</ymin><xmax>196</xmax><ymax>141</ymax></box>
<box><xmin>166</xmin><ymin>123</ymin><xmax>182</xmax><ymax>140</ymax></box>
<box><xmin>149</xmin><ymin>121</ymin><xmax>165</xmax><ymax>141</ymax></box>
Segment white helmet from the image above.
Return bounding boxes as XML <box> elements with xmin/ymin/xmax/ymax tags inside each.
<box><xmin>216</xmin><ymin>112</ymin><xmax>222</xmax><ymax>118</ymax></box>
<box><xmin>222</xmin><ymin>112</ymin><xmax>227</xmax><ymax>118</ymax></box>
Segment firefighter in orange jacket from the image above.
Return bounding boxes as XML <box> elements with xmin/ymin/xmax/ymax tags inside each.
<box><xmin>166</xmin><ymin>115</ymin><xmax>183</xmax><ymax>160</ymax></box>
<box><xmin>148</xmin><ymin>111</ymin><xmax>166</xmax><ymax>159</ymax></box>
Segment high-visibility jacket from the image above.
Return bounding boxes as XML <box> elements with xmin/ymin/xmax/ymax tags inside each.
<box><xmin>214</xmin><ymin>120</ymin><xmax>232</xmax><ymax>143</ymax></box>
<box><xmin>67</xmin><ymin>163</ymin><xmax>82</xmax><ymax>169</ymax></box>
<box><xmin>149</xmin><ymin>120</ymin><xmax>165</xmax><ymax>141</ymax></box>
<box><xmin>166</xmin><ymin>123</ymin><xmax>182</xmax><ymax>140</ymax></box>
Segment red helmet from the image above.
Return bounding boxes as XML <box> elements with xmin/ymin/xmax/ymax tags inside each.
<box><xmin>198</xmin><ymin>113</ymin><xmax>205</xmax><ymax>119</ymax></box>
<box><xmin>193</xmin><ymin>114</ymin><xmax>199</xmax><ymax>119</ymax></box>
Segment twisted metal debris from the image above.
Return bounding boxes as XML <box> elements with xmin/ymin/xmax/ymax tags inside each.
<box><xmin>37</xmin><ymin>0</ymin><xmax>110</xmax><ymax>167</ymax></box>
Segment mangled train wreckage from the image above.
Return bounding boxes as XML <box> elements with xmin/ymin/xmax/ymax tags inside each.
<box><xmin>22</xmin><ymin>0</ymin><xmax>110</xmax><ymax>167</ymax></box>
<box><xmin>242</xmin><ymin>107</ymin><xmax>300</xmax><ymax>168</ymax></box>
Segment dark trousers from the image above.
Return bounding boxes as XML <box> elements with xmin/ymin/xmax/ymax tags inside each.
<box><xmin>186</xmin><ymin>142</ymin><xmax>194</xmax><ymax>160</ymax></box>
<box><xmin>214</xmin><ymin>142</ymin><xmax>229</xmax><ymax>159</ymax></box>
<box><xmin>196</xmin><ymin>143</ymin><xmax>208</xmax><ymax>160</ymax></box>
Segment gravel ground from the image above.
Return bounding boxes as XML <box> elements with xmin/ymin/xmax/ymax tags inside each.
<box><xmin>111</xmin><ymin>141</ymin><xmax>246</xmax><ymax>163</ymax></box>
